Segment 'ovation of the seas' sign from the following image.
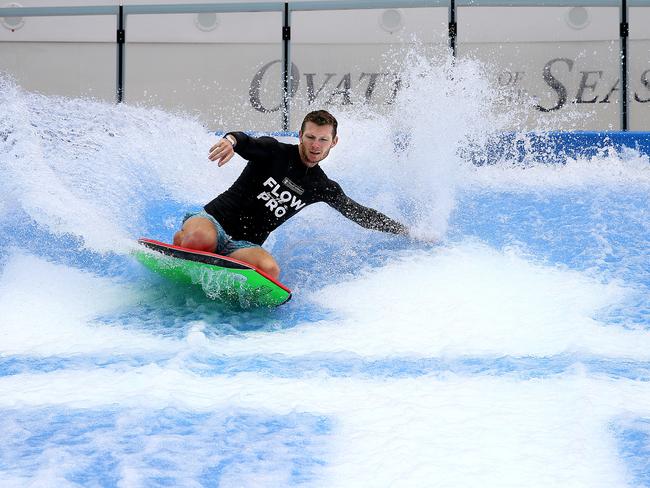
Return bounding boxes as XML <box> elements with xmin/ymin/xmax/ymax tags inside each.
<box><xmin>249</xmin><ymin>58</ymin><xmax>650</xmax><ymax>113</ymax></box>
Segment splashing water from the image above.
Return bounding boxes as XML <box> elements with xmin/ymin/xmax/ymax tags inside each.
<box><xmin>0</xmin><ymin>75</ymin><xmax>231</xmax><ymax>254</ymax></box>
<box><xmin>1</xmin><ymin>46</ymin><xmax>650</xmax><ymax>488</ymax></box>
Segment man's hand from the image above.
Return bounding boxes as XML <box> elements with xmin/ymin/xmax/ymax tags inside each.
<box><xmin>208</xmin><ymin>137</ymin><xmax>236</xmax><ymax>167</ymax></box>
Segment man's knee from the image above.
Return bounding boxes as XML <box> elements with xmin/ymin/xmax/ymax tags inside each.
<box><xmin>258</xmin><ymin>258</ymin><xmax>280</xmax><ymax>280</ymax></box>
<box><xmin>175</xmin><ymin>228</ymin><xmax>216</xmax><ymax>252</ymax></box>
<box><xmin>229</xmin><ymin>248</ymin><xmax>280</xmax><ymax>279</ymax></box>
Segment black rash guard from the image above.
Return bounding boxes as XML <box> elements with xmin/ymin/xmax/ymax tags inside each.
<box><xmin>203</xmin><ymin>132</ymin><xmax>407</xmax><ymax>245</ymax></box>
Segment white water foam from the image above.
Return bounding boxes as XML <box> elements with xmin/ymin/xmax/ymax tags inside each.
<box><xmin>199</xmin><ymin>241</ymin><xmax>648</xmax><ymax>360</ymax></box>
<box><xmin>0</xmin><ymin>371</ymin><xmax>647</xmax><ymax>487</ymax></box>
<box><xmin>0</xmin><ymin>75</ymin><xmax>245</xmax><ymax>254</ymax></box>
<box><xmin>0</xmin><ymin>250</ymin><xmax>175</xmax><ymax>356</ymax></box>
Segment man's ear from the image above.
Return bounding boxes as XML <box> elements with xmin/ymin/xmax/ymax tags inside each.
<box><xmin>331</xmin><ymin>135</ymin><xmax>339</xmax><ymax>147</ymax></box>
<box><xmin>298</xmin><ymin>131</ymin><xmax>303</xmax><ymax>141</ymax></box>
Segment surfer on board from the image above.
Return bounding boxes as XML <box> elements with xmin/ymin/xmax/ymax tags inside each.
<box><xmin>174</xmin><ymin>110</ymin><xmax>409</xmax><ymax>280</ymax></box>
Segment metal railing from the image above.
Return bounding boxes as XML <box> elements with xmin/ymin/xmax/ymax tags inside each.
<box><xmin>0</xmin><ymin>0</ymin><xmax>644</xmax><ymax>130</ymax></box>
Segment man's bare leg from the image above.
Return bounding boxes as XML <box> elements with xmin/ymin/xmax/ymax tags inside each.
<box><xmin>174</xmin><ymin>217</ymin><xmax>280</xmax><ymax>280</ymax></box>
<box><xmin>229</xmin><ymin>246</ymin><xmax>281</xmax><ymax>281</ymax></box>
<box><xmin>173</xmin><ymin>217</ymin><xmax>217</xmax><ymax>252</ymax></box>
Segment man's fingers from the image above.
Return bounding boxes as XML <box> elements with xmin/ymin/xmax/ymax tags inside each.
<box><xmin>217</xmin><ymin>152</ymin><xmax>234</xmax><ymax>167</ymax></box>
<box><xmin>208</xmin><ymin>145</ymin><xmax>227</xmax><ymax>161</ymax></box>
<box><xmin>208</xmin><ymin>139</ymin><xmax>235</xmax><ymax>163</ymax></box>
<box><xmin>208</xmin><ymin>148</ymin><xmax>222</xmax><ymax>161</ymax></box>
<box><xmin>217</xmin><ymin>148</ymin><xmax>234</xmax><ymax>166</ymax></box>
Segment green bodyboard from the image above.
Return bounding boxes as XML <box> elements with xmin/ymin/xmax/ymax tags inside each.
<box><xmin>134</xmin><ymin>238</ymin><xmax>291</xmax><ymax>307</ymax></box>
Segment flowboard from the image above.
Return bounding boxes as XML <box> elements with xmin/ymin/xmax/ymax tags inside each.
<box><xmin>134</xmin><ymin>238</ymin><xmax>291</xmax><ymax>307</ymax></box>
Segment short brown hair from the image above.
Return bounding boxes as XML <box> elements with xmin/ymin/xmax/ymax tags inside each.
<box><xmin>301</xmin><ymin>110</ymin><xmax>338</xmax><ymax>137</ymax></box>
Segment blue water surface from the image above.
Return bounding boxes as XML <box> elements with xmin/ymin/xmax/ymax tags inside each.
<box><xmin>1</xmin><ymin>173</ymin><xmax>649</xmax><ymax>487</ymax></box>
<box><xmin>0</xmin><ymin>407</ymin><xmax>331</xmax><ymax>487</ymax></box>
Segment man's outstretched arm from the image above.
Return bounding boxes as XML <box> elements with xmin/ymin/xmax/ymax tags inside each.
<box><xmin>325</xmin><ymin>182</ymin><xmax>409</xmax><ymax>236</ymax></box>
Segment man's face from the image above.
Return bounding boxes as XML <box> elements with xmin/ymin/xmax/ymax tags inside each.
<box><xmin>298</xmin><ymin>122</ymin><xmax>338</xmax><ymax>168</ymax></box>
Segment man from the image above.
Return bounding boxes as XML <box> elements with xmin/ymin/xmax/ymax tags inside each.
<box><xmin>174</xmin><ymin>110</ymin><xmax>408</xmax><ymax>280</ymax></box>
